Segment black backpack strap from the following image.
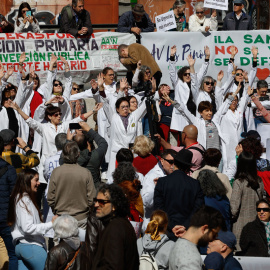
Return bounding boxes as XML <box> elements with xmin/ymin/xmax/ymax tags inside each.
<box><xmin>187</xmin><ymin>146</ymin><xmax>205</xmax><ymax>156</ymax></box>
<box><xmin>153</xmin><ymin>238</ymin><xmax>170</xmax><ymax>257</ymax></box>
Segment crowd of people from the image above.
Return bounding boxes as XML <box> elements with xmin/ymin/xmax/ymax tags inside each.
<box><xmin>0</xmin><ymin>0</ymin><xmax>269</xmax><ymax>270</ymax></box>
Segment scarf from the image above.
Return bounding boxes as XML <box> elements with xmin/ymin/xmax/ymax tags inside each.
<box><xmin>63</xmin><ymin>236</ymin><xmax>81</xmax><ymax>250</ymax></box>
<box><xmin>262</xmin><ymin>221</ymin><xmax>270</xmax><ymax>254</ymax></box>
<box><xmin>120</xmin><ymin>114</ymin><xmax>130</xmax><ymax>131</ymax></box>
<box><xmin>195</xmin><ymin>15</ymin><xmax>206</xmax><ymax>25</ymax></box>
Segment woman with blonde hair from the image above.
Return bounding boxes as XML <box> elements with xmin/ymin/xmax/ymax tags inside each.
<box><xmin>133</xmin><ymin>135</ymin><xmax>159</xmax><ymax>175</ymax></box>
<box><xmin>137</xmin><ymin>210</ymin><xmax>174</xmax><ymax>269</ymax></box>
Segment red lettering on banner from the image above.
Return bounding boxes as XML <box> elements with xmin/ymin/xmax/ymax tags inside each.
<box><xmin>27</xmin><ymin>33</ymin><xmax>35</xmax><ymax>39</ymax></box>
<box><xmin>6</xmin><ymin>34</ymin><xmax>15</xmax><ymax>40</ymax></box>
<box><xmin>27</xmin><ymin>62</ymin><xmax>33</xmax><ymax>69</ymax></box>
<box><xmin>80</xmin><ymin>61</ymin><xmax>86</xmax><ymax>70</ymax></box>
<box><xmin>66</xmin><ymin>34</ymin><xmax>75</xmax><ymax>39</ymax></box>
<box><xmin>43</xmin><ymin>62</ymin><xmax>50</xmax><ymax>70</ymax></box>
<box><xmin>35</xmin><ymin>33</ymin><xmax>45</xmax><ymax>39</ymax></box>
<box><xmin>70</xmin><ymin>61</ymin><xmax>77</xmax><ymax>70</ymax></box>
<box><xmin>227</xmin><ymin>46</ymin><xmax>238</xmax><ymax>54</ymax></box>
<box><xmin>56</xmin><ymin>34</ymin><xmax>66</xmax><ymax>39</ymax></box>
<box><xmin>46</xmin><ymin>33</ymin><xmax>54</xmax><ymax>39</ymax></box>
<box><xmin>215</xmin><ymin>46</ymin><xmax>225</xmax><ymax>55</ymax></box>
<box><xmin>15</xmin><ymin>33</ymin><xmax>25</xmax><ymax>39</ymax></box>
<box><xmin>58</xmin><ymin>62</ymin><xmax>64</xmax><ymax>70</ymax></box>
<box><xmin>35</xmin><ymin>62</ymin><xmax>41</xmax><ymax>71</ymax></box>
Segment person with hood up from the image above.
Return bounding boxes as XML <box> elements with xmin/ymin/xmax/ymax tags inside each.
<box><xmin>137</xmin><ymin>210</ymin><xmax>174</xmax><ymax>269</ymax></box>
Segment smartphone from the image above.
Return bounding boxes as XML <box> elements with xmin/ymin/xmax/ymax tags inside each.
<box><xmin>26</xmin><ymin>11</ymin><xmax>31</xmax><ymax>17</ymax></box>
<box><xmin>69</xmin><ymin>123</ymin><xmax>81</xmax><ymax>130</ymax></box>
<box><xmin>259</xmin><ymin>96</ymin><xmax>270</xmax><ymax>102</ymax></box>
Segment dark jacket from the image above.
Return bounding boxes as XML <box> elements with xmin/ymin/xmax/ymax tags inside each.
<box><xmin>77</xmin><ymin>129</ymin><xmax>108</xmax><ymax>189</ymax></box>
<box><xmin>224</xmin><ymin>252</ymin><xmax>243</xmax><ymax>270</ymax></box>
<box><xmin>92</xmin><ymin>214</ymin><xmax>139</xmax><ymax>270</ymax></box>
<box><xmin>117</xmin><ymin>11</ymin><xmax>154</xmax><ymax>43</ymax></box>
<box><xmin>0</xmin><ymin>158</ymin><xmax>17</xmax><ymax>227</ymax></box>
<box><xmin>222</xmin><ymin>11</ymin><xmax>253</xmax><ymax>30</ymax></box>
<box><xmin>45</xmin><ymin>240</ymin><xmax>89</xmax><ymax>270</ymax></box>
<box><xmin>59</xmin><ymin>7</ymin><xmax>93</xmax><ymax>37</ymax></box>
<box><xmin>240</xmin><ymin>216</ymin><xmax>269</xmax><ymax>257</ymax></box>
<box><xmin>154</xmin><ymin>170</ymin><xmax>204</xmax><ymax>241</ymax></box>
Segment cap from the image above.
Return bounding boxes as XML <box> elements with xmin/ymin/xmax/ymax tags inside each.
<box><xmin>0</xmin><ymin>129</ymin><xmax>15</xmax><ymax>145</ymax></box>
<box><xmin>241</xmin><ymin>130</ymin><xmax>261</xmax><ymax>141</ymax></box>
<box><xmin>217</xmin><ymin>230</ymin><xmax>237</xmax><ymax>250</ymax></box>
<box><xmin>234</xmin><ymin>0</ymin><xmax>245</xmax><ymax>4</ymax></box>
<box><xmin>132</xmin><ymin>4</ymin><xmax>145</xmax><ymax>15</ymax></box>
<box><xmin>204</xmin><ymin>252</ymin><xmax>224</xmax><ymax>270</ymax></box>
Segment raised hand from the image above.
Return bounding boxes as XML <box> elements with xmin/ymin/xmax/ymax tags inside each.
<box><xmin>19</xmin><ymin>52</ymin><xmax>26</xmax><ymax>63</ymax></box>
<box><xmin>217</xmin><ymin>70</ymin><xmax>224</xmax><ymax>81</ymax></box>
<box><xmin>28</xmin><ymin>66</ymin><xmax>35</xmax><ymax>82</ymax></box>
<box><xmin>78</xmin><ymin>121</ymin><xmax>90</xmax><ymax>132</ymax></box>
<box><xmin>230</xmin><ymin>45</ymin><xmax>237</xmax><ymax>58</ymax></box>
<box><xmin>243</xmin><ymin>70</ymin><xmax>248</xmax><ymax>81</ymax></box>
<box><xmin>187</xmin><ymin>54</ymin><xmax>195</xmax><ymax>67</ymax></box>
<box><xmin>119</xmin><ymin>77</ymin><xmax>127</xmax><ymax>91</ymax></box>
<box><xmin>251</xmin><ymin>46</ymin><xmax>258</xmax><ymax>59</ymax></box>
<box><xmin>170</xmin><ymin>45</ymin><xmax>177</xmax><ymax>57</ymax></box>
<box><xmin>7</xmin><ymin>65</ymin><xmax>14</xmax><ymax>77</ymax></box>
<box><xmin>50</xmin><ymin>54</ymin><xmax>58</xmax><ymax>65</ymax></box>
<box><xmin>247</xmin><ymin>86</ymin><xmax>254</xmax><ymax>96</ymax></box>
<box><xmin>235</xmin><ymin>144</ymin><xmax>243</xmax><ymax>156</ymax></box>
<box><xmin>137</xmin><ymin>60</ymin><xmax>142</xmax><ymax>70</ymax></box>
<box><xmin>97</xmin><ymin>73</ymin><xmax>104</xmax><ymax>89</ymax></box>
<box><xmin>204</xmin><ymin>46</ymin><xmax>210</xmax><ymax>59</ymax></box>
<box><xmin>151</xmin><ymin>77</ymin><xmax>156</xmax><ymax>93</ymax></box>
<box><xmin>66</xmin><ymin>128</ymin><xmax>74</xmax><ymax>141</ymax></box>
<box><xmin>0</xmin><ymin>65</ymin><xmax>5</xmax><ymax>81</ymax></box>
<box><xmin>90</xmin><ymin>79</ymin><xmax>98</xmax><ymax>90</ymax></box>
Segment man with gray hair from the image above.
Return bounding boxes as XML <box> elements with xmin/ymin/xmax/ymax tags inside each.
<box><xmin>45</xmin><ymin>215</ymin><xmax>89</xmax><ymax>269</ymax></box>
<box><xmin>47</xmin><ymin>141</ymin><xmax>96</xmax><ymax>230</ymax></box>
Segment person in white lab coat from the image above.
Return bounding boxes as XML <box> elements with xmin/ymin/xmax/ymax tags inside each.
<box><xmin>163</xmin><ymin>83</ymin><xmax>242</xmax><ymax>172</ymax></box>
<box><xmin>169</xmin><ymin>45</ymin><xmax>209</xmax><ymax>141</ymax></box>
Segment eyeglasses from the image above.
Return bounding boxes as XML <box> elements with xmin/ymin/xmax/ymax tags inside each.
<box><xmin>234</xmin><ymin>3</ymin><xmax>242</xmax><ymax>6</ymax></box>
<box><xmin>21</xmin><ymin>77</ymin><xmax>26</xmax><ymax>81</ymax></box>
<box><xmin>73</xmin><ymin>87</ymin><xmax>80</xmax><ymax>91</ymax></box>
<box><xmin>205</xmin><ymin>81</ymin><xmax>214</xmax><ymax>86</ymax></box>
<box><xmin>54</xmin><ymin>83</ymin><xmax>62</xmax><ymax>87</ymax></box>
<box><xmin>184</xmin><ymin>73</ymin><xmax>190</xmax><ymax>76</ymax></box>
<box><xmin>145</xmin><ymin>71</ymin><xmax>151</xmax><ymax>75</ymax></box>
<box><xmin>196</xmin><ymin>11</ymin><xmax>204</xmax><ymax>14</ymax></box>
<box><xmin>163</xmin><ymin>158</ymin><xmax>174</xmax><ymax>165</ymax></box>
<box><xmin>256</xmin><ymin>208</ymin><xmax>270</xmax><ymax>212</ymax></box>
<box><xmin>53</xmin><ymin>112</ymin><xmax>62</xmax><ymax>117</ymax></box>
<box><xmin>120</xmin><ymin>105</ymin><xmax>129</xmax><ymax>109</ymax></box>
<box><xmin>93</xmin><ymin>198</ymin><xmax>111</xmax><ymax>206</ymax></box>
<box><xmin>236</xmin><ymin>73</ymin><xmax>243</xmax><ymax>76</ymax></box>
<box><xmin>22</xmin><ymin>10</ymin><xmax>29</xmax><ymax>14</ymax></box>
<box><xmin>107</xmin><ymin>73</ymin><xmax>114</xmax><ymax>77</ymax></box>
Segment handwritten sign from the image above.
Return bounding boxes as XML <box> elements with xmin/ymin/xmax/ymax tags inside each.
<box><xmin>204</xmin><ymin>0</ymin><xmax>228</xmax><ymax>11</ymax></box>
<box><xmin>155</xmin><ymin>11</ymin><xmax>176</xmax><ymax>32</ymax></box>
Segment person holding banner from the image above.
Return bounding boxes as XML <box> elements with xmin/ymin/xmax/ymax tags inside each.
<box><xmin>188</xmin><ymin>2</ymin><xmax>218</xmax><ymax>32</ymax></box>
<box><xmin>14</xmin><ymin>2</ymin><xmax>40</xmax><ymax>33</ymax></box>
<box><xmin>222</xmin><ymin>0</ymin><xmax>253</xmax><ymax>30</ymax></box>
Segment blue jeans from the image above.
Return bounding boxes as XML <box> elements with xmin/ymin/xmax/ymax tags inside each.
<box><xmin>15</xmin><ymin>243</ymin><xmax>47</xmax><ymax>270</ymax></box>
<box><xmin>254</xmin><ymin>116</ymin><xmax>268</xmax><ymax>128</ymax></box>
<box><xmin>0</xmin><ymin>226</ymin><xmax>18</xmax><ymax>270</ymax></box>
<box><xmin>142</xmin><ymin>115</ymin><xmax>150</xmax><ymax>136</ymax></box>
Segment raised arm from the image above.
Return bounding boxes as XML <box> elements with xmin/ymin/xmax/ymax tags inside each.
<box><xmin>250</xmin><ymin>93</ymin><xmax>270</xmax><ymax>123</ymax></box>
<box><xmin>132</xmin><ymin>60</ymin><xmax>141</xmax><ymax>87</ymax></box>
<box><xmin>169</xmin><ymin>45</ymin><xmax>178</xmax><ymax>88</ymax></box>
<box><xmin>248</xmin><ymin>46</ymin><xmax>258</xmax><ymax>87</ymax></box>
<box><xmin>59</xmin><ymin>56</ymin><xmax>72</xmax><ymax>101</ymax></box>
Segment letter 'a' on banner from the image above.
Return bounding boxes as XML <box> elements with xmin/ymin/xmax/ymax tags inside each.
<box><xmin>155</xmin><ymin>11</ymin><xmax>176</xmax><ymax>32</ymax></box>
<box><xmin>204</xmin><ymin>0</ymin><xmax>228</xmax><ymax>11</ymax></box>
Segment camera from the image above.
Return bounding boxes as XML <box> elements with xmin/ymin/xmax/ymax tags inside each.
<box><xmin>134</xmin><ymin>80</ymin><xmax>152</xmax><ymax>97</ymax></box>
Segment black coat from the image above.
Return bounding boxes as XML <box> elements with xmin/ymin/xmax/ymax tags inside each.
<box><xmin>0</xmin><ymin>158</ymin><xmax>17</xmax><ymax>227</ymax></box>
<box><xmin>92</xmin><ymin>214</ymin><xmax>139</xmax><ymax>270</ymax></box>
<box><xmin>59</xmin><ymin>7</ymin><xmax>93</xmax><ymax>37</ymax></box>
<box><xmin>240</xmin><ymin>216</ymin><xmax>269</xmax><ymax>257</ymax></box>
<box><xmin>154</xmin><ymin>169</ymin><xmax>204</xmax><ymax>241</ymax></box>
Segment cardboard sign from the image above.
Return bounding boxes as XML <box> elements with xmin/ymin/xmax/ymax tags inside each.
<box><xmin>155</xmin><ymin>11</ymin><xmax>176</xmax><ymax>32</ymax></box>
<box><xmin>204</xmin><ymin>0</ymin><xmax>229</xmax><ymax>11</ymax></box>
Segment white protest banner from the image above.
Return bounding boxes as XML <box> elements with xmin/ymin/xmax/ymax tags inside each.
<box><xmin>155</xmin><ymin>10</ymin><xmax>176</xmax><ymax>32</ymax></box>
<box><xmin>204</xmin><ymin>0</ymin><xmax>228</xmax><ymax>10</ymax></box>
<box><xmin>0</xmin><ymin>32</ymin><xmax>135</xmax><ymax>83</ymax></box>
<box><xmin>141</xmin><ymin>31</ymin><xmax>270</xmax><ymax>88</ymax></box>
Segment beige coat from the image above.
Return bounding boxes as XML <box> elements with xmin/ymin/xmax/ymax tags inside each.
<box><xmin>192</xmin><ymin>165</ymin><xmax>232</xmax><ymax>199</ymax></box>
<box><xmin>121</xmin><ymin>43</ymin><xmax>161</xmax><ymax>75</ymax></box>
<box><xmin>230</xmin><ymin>178</ymin><xmax>264</xmax><ymax>251</ymax></box>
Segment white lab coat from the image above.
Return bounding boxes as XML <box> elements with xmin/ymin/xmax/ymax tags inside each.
<box><xmin>25</xmin><ymin>116</ymin><xmax>82</xmax><ymax>183</ymax></box>
<box><xmin>141</xmin><ymin>162</ymin><xmax>166</xmax><ymax>232</ymax></box>
<box><xmin>220</xmin><ymin>88</ymin><xmax>251</xmax><ymax>169</ymax></box>
<box><xmin>169</xmin><ymin>60</ymin><xmax>209</xmax><ymax>131</ymax></box>
<box><xmin>102</xmin><ymin>96</ymin><xmax>147</xmax><ymax>180</ymax></box>
<box><xmin>173</xmin><ymin>96</ymin><xmax>234</xmax><ymax>172</ymax></box>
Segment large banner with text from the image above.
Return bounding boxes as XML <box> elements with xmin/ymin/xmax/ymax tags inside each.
<box><xmin>0</xmin><ymin>32</ymin><xmax>135</xmax><ymax>84</ymax></box>
<box><xmin>141</xmin><ymin>30</ymin><xmax>270</xmax><ymax>88</ymax></box>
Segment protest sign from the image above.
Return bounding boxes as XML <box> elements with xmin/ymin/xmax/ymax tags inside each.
<box><xmin>204</xmin><ymin>0</ymin><xmax>228</xmax><ymax>10</ymax></box>
<box><xmin>141</xmin><ymin>31</ymin><xmax>270</xmax><ymax>88</ymax></box>
<box><xmin>155</xmin><ymin>10</ymin><xmax>176</xmax><ymax>32</ymax></box>
<box><xmin>0</xmin><ymin>32</ymin><xmax>135</xmax><ymax>83</ymax></box>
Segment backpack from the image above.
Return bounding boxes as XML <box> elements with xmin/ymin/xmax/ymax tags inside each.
<box><xmin>139</xmin><ymin>239</ymin><xmax>169</xmax><ymax>270</ymax></box>
<box><xmin>58</xmin><ymin>5</ymin><xmax>73</xmax><ymax>28</ymax></box>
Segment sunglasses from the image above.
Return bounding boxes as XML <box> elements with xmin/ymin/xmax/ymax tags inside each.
<box><xmin>22</xmin><ymin>10</ymin><xmax>29</xmax><ymax>13</ymax></box>
<box><xmin>53</xmin><ymin>112</ymin><xmax>62</xmax><ymax>117</ymax></box>
<box><xmin>184</xmin><ymin>73</ymin><xmax>190</xmax><ymax>76</ymax></box>
<box><xmin>205</xmin><ymin>81</ymin><xmax>214</xmax><ymax>86</ymax></box>
<box><xmin>196</xmin><ymin>11</ymin><xmax>204</xmax><ymax>14</ymax></box>
<box><xmin>256</xmin><ymin>208</ymin><xmax>270</xmax><ymax>212</ymax></box>
<box><xmin>234</xmin><ymin>3</ymin><xmax>242</xmax><ymax>6</ymax></box>
<box><xmin>236</xmin><ymin>73</ymin><xmax>243</xmax><ymax>76</ymax></box>
<box><xmin>163</xmin><ymin>158</ymin><xmax>174</xmax><ymax>165</ymax></box>
<box><xmin>73</xmin><ymin>87</ymin><xmax>79</xmax><ymax>91</ymax></box>
<box><xmin>145</xmin><ymin>71</ymin><xmax>151</xmax><ymax>75</ymax></box>
<box><xmin>54</xmin><ymin>83</ymin><xmax>62</xmax><ymax>87</ymax></box>
<box><xmin>93</xmin><ymin>198</ymin><xmax>111</xmax><ymax>206</ymax></box>
<box><xmin>21</xmin><ymin>77</ymin><xmax>27</xmax><ymax>81</ymax></box>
